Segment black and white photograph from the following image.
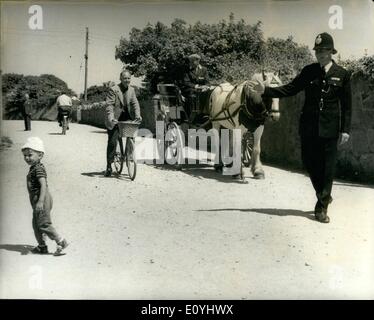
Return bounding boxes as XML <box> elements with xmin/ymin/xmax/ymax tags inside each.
<box><xmin>1</xmin><ymin>0</ymin><xmax>373</xmax><ymax>302</ymax></box>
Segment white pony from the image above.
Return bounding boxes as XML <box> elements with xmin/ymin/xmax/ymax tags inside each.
<box><xmin>209</xmin><ymin>72</ymin><xmax>282</xmax><ymax>180</ymax></box>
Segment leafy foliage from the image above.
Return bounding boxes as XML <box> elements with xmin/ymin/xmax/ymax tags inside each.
<box><xmin>339</xmin><ymin>55</ymin><xmax>374</xmax><ymax>80</ymax></box>
<box><xmin>84</xmin><ymin>83</ymin><xmax>112</xmax><ymax>103</ymax></box>
<box><xmin>264</xmin><ymin>36</ymin><xmax>314</xmax><ymax>81</ymax></box>
<box><xmin>2</xmin><ymin>73</ymin><xmax>76</xmax><ymax>120</ymax></box>
<box><xmin>115</xmin><ymin>14</ymin><xmax>314</xmax><ymax>91</ymax></box>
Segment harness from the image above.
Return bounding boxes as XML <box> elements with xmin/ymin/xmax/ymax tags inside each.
<box><xmin>208</xmin><ymin>81</ymin><xmax>269</xmax><ymax>127</ymax></box>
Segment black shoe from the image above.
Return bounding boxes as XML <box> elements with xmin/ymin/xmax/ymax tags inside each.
<box><xmin>104</xmin><ymin>167</ymin><xmax>112</xmax><ymax>177</ymax></box>
<box><xmin>315</xmin><ymin>209</ymin><xmax>330</xmax><ymax>223</ymax></box>
<box><xmin>31</xmin><ymin>245</ymin><xmax>49</xmax><ymax>254</ymax></box>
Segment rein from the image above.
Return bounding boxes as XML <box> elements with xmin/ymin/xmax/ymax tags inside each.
<box><xmin>209</xmin><ymin>81</ymin><xmax>248</xmax><ymax>126</ymax></box>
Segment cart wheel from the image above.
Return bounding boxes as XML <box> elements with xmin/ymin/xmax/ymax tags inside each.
<box><xmin>165</xmin><ymin>122</ymin><xmax>184</xmax><ymax>163</ymax></box>
<box><xmin>242</xmin><ymin>132</ymin><xmax>253</xmax><ymax>168</ymax></box>
<box><xmin>125</xmin><ymin>138</ymin><xmax>137</xmax><ymax>180</ymax></box>
<box><xmin>113</xmin><ymin>138</ymin><xmax>124</xmax><ymax>174</ymax></box>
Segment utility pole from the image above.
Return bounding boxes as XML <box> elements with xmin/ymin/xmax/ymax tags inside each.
<box><xmin>84</xmin><ymin>27</ymin><xmax>89</xmax><ymax>101</ymax></box>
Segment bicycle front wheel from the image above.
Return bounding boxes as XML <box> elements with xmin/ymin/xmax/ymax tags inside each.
<box><xmin>125</xmin><ymin>138</ymin><xmax>137</xmax><ymax>180</ymax></box>
<box><xmin>113</xmin><ymin>138</ymin><xmax>124</xmax><ymax>174</ymax></box>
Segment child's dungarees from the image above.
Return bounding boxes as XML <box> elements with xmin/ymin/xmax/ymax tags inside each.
<box><xmin>27</xmin><ymin>163</ymin><xmax>60</xmax><ymax>245</ymax></box>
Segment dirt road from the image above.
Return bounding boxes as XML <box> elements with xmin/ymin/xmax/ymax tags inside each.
<box><xmin>1</xmin><ymin>120</ymin><xmax>373</xmax><ymax>299</ymax></box>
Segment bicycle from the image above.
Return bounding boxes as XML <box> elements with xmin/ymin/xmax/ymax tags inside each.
<box><xmin>59</xmin><ymin>110</ymin><xmax>70</xmax><ymax>135</ymax></box>
<box><xmin>113</xmin><ymin>120</ymin><xmax>140</xmax><ymax>181</ymax></box>
<box><xmin>62</xmin><ymin>114</ymin><xmax>69</xmax><ymax>135</ymax></box>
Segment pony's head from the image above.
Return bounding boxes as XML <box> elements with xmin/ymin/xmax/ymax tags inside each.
<box><xmin>252</xmin><ymin>70</ymin><xmax>282</xmax><ymax>88</ymax></box>
<box><xmin>243</xmin><ymin>71</ymin><xmax>283</xmax><ymax>121</ymax></box>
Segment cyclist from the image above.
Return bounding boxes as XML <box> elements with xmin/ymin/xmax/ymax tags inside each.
<box><xmin>56</xmin><ymin>90</ymin><xmax>73</xmax><ymax>129</ymax></box>
<box><xmin>104</xmin><ymin>69</ymin><xmax>142</xmax><ymax>177</ymax></box>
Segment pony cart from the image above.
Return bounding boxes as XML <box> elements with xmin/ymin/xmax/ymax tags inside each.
<box><xmin>156</xmin><ymin>82</ymin><xmax>255</xmax><ymax>175</ymax></box>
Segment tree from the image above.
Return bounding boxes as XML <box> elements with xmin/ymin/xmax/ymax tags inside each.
<box><xmin>115</xmin><ymin>15</ymin><xmax>266</xmax><ymax>92</ymax></box>
<box><xmin>84</xmin><ymin>83</ymin><xmax>112</xmax><ymax>103</ymax></box>
<box><xmin>264</xmin><ymin>36</ymin><xmax>314</xmax><ymax>81</ymax></box>
<box><xmin>114</xmin><ymin>14</ymin><xmax>313</xmax><ymax>92</ymax></box>
<box><xmin>2</xmin><ymin>73</ymin><xmax>75</xmax><ymax>120</ymax></box>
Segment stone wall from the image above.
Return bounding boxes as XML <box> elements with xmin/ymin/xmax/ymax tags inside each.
<box><xmin>78</xmin><ymin>98</ymin><xmax>157</xmax><ymax>132</ymax></box>
<box><xmin>261</xmin><ymin>72</ymin><xmax>374</xmax><ymax>183</ymax></box>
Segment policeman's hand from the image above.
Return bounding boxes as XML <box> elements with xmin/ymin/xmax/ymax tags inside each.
<box><xmin>112</xmin><ymin>119</ymin><xmax>118</xmax><ymax>124</ymax></box>
<box><xmin>248</xmin><ymin>80</ymin><xmax>265</xmax><ymax>95</ymax></box>
<box><xmin>134</xmin><ymin>118</ymin><xmax>142</xmax><ymax>124</ymax></box>
<box><xmin>35</xmin><ymin>201</ymin><xmax>44</xmax><ymax>213</ymax></box>
<box><xmin>340</xmin><ymin>132</ymin><xmax>350</xmax><ymax>145</ymax></box>
<box><xmin>202</xmin><ymin>85</ymin><xmax>213</xmax><ymax>91</ymax></box>
<box><xmin>270</xmin><ymin>110</ymin><xmax>280</xmax><ymax>122</ymax></box>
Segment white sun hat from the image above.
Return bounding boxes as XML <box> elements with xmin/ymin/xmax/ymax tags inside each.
<box><xmin>22</xmin><ymin>137</ymin><xmax>45</xmax><ymax>153</ymax></box>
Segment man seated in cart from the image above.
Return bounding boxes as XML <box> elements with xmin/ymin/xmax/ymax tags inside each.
<box><xmin>180</xmin><ymin>53</ymin><xmax>212</xmax><ymax>124</ymax></box>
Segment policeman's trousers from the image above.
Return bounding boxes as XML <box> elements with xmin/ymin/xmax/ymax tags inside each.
<box><xmin>300</xmin><ymin>135</ymin><xmax>338</xmax><ymax>210</ymax></box>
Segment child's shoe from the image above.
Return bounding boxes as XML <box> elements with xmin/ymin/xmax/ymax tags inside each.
<box><xmin>31</xmin><ymin>245</ymin><xmax>49</xmax><ymax>254</ymax></box>
<box><xmin>53</xmin><ymin>238</ymin><xmax>69</xmax><ymax>256</ymax></box>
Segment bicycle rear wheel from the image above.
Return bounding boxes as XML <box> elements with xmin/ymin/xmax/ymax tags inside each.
<box><xmin>113</xmin><ymin>138</ymin><xmax>124</xmax><ymax>174</ymax></box>
<box><xmin>62</xmin><ymin>116</ymin><xmax>67</xmax><ymax>135</ymax></box>
<box><xmin>125</xmin><ymin>138</ymin><xmax>136</xmax><ymax>180</ymax></box>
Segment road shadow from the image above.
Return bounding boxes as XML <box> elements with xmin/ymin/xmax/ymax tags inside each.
<box><xmin>0</xmin><ymin>244</ymin><xmax>35</xmax><ymax>255</ymax></box>
<box><xmin>48</xmin><ymin>132</ymin><xmax>64</xmax><ymax>135</ymax></box>
<box><xmin>148</xmin><ymin>162</ymin><xmax>250</xmax><ymax>184</ymax></box>
<box><xmin>197</xmin><ymin>208</ymin><xmax>316</xmax><ymax>221</ymax></box>
<box><xmin>90</xmin><ymin>130</ymin><xmax>107</xmax><ymax>134</ymax></box>
<box><xmin>81</xmin><ymin>171</ymin><xmax>132</xmax><ymax>181</ymax></box>
<box><xmin>334</xmin><ymin>180</ymin><xmax>374</xmax><ymax>189</ymax></box>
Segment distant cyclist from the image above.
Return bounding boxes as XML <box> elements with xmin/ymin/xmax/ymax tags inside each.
<box><xmin>56</xmin><ymin>90</ymin><xmax>72</xmax><ymax>129</ymax></box>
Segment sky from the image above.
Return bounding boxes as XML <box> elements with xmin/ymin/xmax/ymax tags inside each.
<box><xmin>1</xmin><ymin>0</ymin><xmax>374</xmax><ymax>95</ymax></box>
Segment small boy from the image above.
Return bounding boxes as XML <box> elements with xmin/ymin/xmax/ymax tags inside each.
<box><xmin>21</xmin><ymin>137</ymin><xmax>69</xmax><ymax>256</ymax></box>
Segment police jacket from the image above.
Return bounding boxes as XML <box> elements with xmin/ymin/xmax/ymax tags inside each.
<box><xmin>263</xmin><ymin>61</ymin><xmax>352</xmax><ymax>138</ymax></box>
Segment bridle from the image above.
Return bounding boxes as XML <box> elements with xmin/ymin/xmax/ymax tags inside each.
<box><xmin>208</xmin><ymin>75</ymin><xmax>281</xmax><ymax>126</ymax></box>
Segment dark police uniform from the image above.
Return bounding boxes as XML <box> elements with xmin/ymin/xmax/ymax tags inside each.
<box><xmin>263</xmin><ymin>60</ymin><xmax>352</xmax><ymax>220</ymax></box>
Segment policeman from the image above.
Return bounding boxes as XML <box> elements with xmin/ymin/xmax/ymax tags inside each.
<box><xmin>249</xmin><ymin>32</ymin><xmax>352</xmax><ymax>223</ymax></box>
